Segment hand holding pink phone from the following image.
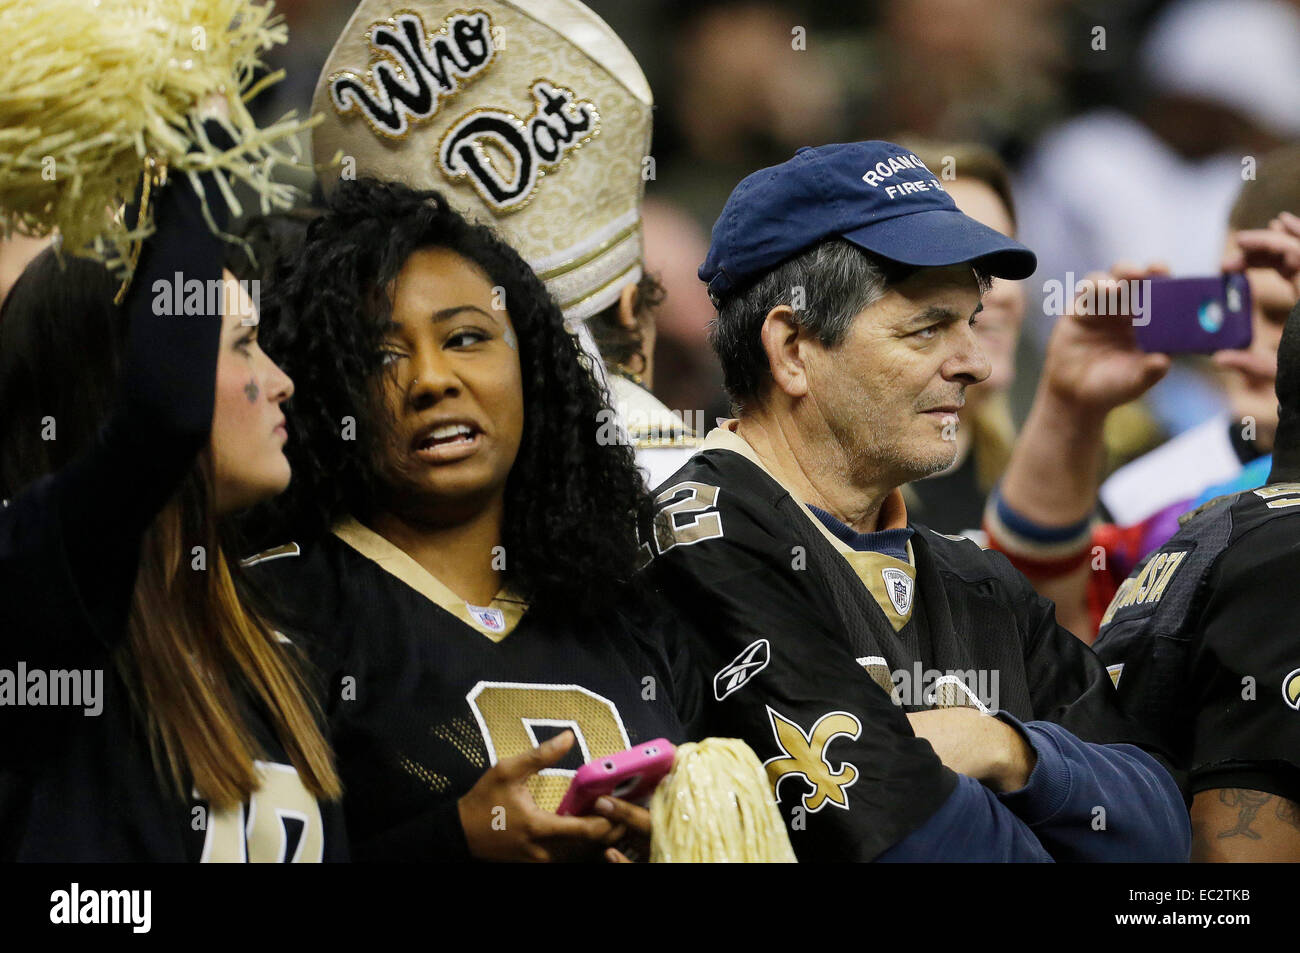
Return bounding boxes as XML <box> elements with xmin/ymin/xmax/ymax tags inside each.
<box><xmin>555</xmin><ymin>739</ymin><xmax>676</xmax><ymax>816</ymax></box>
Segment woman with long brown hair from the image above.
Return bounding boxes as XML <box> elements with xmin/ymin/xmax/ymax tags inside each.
<box><xmin>0</xmin><ymin>160</ymin><xmax>343</xmax><ymax>861</ymax></box>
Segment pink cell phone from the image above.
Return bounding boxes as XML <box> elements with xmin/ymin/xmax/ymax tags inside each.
<box><xmin>1135</xmin><ymin>273</ymin><xmax>1252</xmax><ymax>354</ymax></box>
<box><xmin>555</xmin><ymin>739</ymin><xmax>676</xmax><ymax>816</ymax></box>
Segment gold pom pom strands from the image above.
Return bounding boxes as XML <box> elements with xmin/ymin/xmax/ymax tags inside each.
<box><xmin>649</xmin><ymin>738</ymin><xmax>797</xmax><ymax>863</ymax></box>
<box><xmin>0</xmin><ymin>0</ymin><xmax>317</xmax><ymax>278</ymax></box>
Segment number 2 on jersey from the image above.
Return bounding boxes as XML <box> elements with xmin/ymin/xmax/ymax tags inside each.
<box><xmin>650</xmin><ymin>481</ymin><xmax>725</xmax><ymax>556</ymax></box>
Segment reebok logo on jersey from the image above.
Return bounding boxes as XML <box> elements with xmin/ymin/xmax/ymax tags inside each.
<box><xmin>881</xmin><ymin>567</ymin><xmax>913</xmax><ymax>615</ymax></box>
<box><xmin>467</xmin><ymin>605</ymin><xmax>506</xmax><ymax>632</ymax></box>
<box><xmin>1283</xmin><ymin>669</ymin><xmax>1300</xmax><ymax>710</ymax></box>
<box><xmin>714</xmin><ymin>638</ymin><xmax>771</xmax><ymax>701</ymax></box>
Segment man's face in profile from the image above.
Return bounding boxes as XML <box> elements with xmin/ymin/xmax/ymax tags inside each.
<box><xmin>799</xmin><ymin>264</ymin><xmax>990</xmax><ymax>487</ymax></box>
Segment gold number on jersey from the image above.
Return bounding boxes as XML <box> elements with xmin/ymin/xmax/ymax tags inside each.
<box><xmin>652</xmin><ymin>481</ymin><xmax>724</xmax><ymax>555</ymax></box>
<box><xmin>200</xmin><ymin>761</ymin><xmax>325</xmax><ymax>863</ymax></box>
<box><xmin>466</xmin><ymin>682</ymin><xmax>632</xmax><ymax>812</ymax></box>
<box><xmin>1254</xmin><ymin>483</ymin><xmax>1300</xmax><ymax>508</ymax></box>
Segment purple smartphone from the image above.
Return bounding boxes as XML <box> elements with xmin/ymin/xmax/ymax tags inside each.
<box><xmin>1135</xmin><ymin>273</ymin><xmax>1252</xmax><ymax>354</ymax></box>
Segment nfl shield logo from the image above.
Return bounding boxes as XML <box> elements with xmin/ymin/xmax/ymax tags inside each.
<box><xmin>467</xmin><ymin>604</ymin><xmax>505</xmax><ymax>631</ymax></box>
<box><xmin>881</xmin><ymin>567</ymin><xmax>913</xmax><ymax>615</ymax></box>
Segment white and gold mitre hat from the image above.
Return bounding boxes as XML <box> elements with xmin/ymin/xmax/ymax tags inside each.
<box><xmin>312</xmin><ymin>1</ymin><xmax>653</xmax><ymax>321</ymax></box>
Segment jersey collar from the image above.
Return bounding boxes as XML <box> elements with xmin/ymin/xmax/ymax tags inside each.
<box><xmin>332</xmin><ymin>517</ymin><xmax>527</xmax><ymax>642</ymax></box>
<box><xmin>701</xmin><ymin>421</ymin><xmax>917</xmax><ymax>631</ymax></box>
<box><xmin>701</xmin><ymin>420</ymin><xmax>912</xmax><ymax>542</ymax></box>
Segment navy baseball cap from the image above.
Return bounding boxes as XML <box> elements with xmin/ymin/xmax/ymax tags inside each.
<box><xmin>699</xmin><ymin>141</ymin><xmax>1037</xmax><ymax>297</ymax></box>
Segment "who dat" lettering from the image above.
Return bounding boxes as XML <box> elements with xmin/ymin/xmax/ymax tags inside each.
<box><xmin>329</xmin><ymin>11</ymin><xmax>495</xmax><ymax>138</ymax></box>
<box><xmin>438</xmin><ymin>81</ymin><xmax>598</xmax><ymax>213</ymax></box>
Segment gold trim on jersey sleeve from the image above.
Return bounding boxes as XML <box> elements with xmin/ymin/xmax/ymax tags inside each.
<box><xmin>239</xmin><ymin>542</ymin><xmax>301</xmax><ymax>567</ymax></box>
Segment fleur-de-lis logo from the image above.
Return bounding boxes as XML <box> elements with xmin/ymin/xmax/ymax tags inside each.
<box><xmin>763</xmin><ymin>707</ymin><xmax>861</xmax><ymax>812</ymax></box>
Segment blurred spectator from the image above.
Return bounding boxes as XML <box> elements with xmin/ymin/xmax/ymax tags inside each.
<box><xmin>1015</xmin><ymin>0</ymin><xmax>1300</xmax><ymax>436</ymax></box>
<box><xmin>988</xmin><ymin>144</ymin><xmax>1300</xmax><ymax>640</ymax></box>
<box><xmin>642</xmin><ymin>198</ymin><xmax>728</xmax><ymax>424</ymax></box>
<box><xmin>871</xmin><ymin>0</ymin><xmax>1067</xmax><ymax>148</ymax></box>
<box><xmin>641</xmin><ymin>1</ymin><xmax>854</xmax><ymax>422</ymax></box>
<box><xmin>674</xmin><ymin>3</ymin><xmax>842</xmax><ymax>166</ymax></box>
<box><xmin>1102</xmin><ymin>146</ymin><xmax>1300</xmax><ymax>526</ymax></box>
<box><xmin>651</xmin><ymin>1</ymin><xmax>847</xmax><ymax>231</ymax></box>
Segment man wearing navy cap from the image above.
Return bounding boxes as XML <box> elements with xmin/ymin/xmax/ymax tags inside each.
<box><xmin>639</xmin><ymin>141</ymin><xmax>1189</xmax><ymax>862</ymax></box>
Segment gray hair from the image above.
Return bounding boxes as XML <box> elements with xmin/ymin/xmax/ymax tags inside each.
<box><xmin>708</xmin><ymin>239</ymin><xmax>904</xmax><ymax>412</ymax></box>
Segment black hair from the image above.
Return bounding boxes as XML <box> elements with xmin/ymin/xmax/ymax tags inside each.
<box><xmin>0</xmin><ymin>249</ymin><xmax>124</xmax><ymax>498</ymax></box>
<box><xmin>586</xmin><ymin>271</ymin><xmax>667</xmax><ymax>369</ymax></box>
<box><xmin>263</xmin><ymin>178</ymin><xmax>650</xmax><ymax>616</ymax></box>
<box><xmin>225</xmin><ymin>208</ymin><xmax>323</xmax><ymax>286</ymax></box>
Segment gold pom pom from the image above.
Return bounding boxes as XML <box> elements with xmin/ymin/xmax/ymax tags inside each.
<box><xmin>0</xmin><ymin>0</ymin><xmax>316</xmax><ymax>268</ymax></box>
<box><xmin>650</xmin><ymin>738</ymin><xmax>798</xmax><ymax>863</ymax></box>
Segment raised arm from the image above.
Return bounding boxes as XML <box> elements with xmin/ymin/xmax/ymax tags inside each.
<box><xmin>1</xmin><ymin>152</ymin><xmax>228</xmax><ymax>668</ymax></box>
<box><xmin>987</xmin><ymin>266</ymin><xmax>1170</xmax><ymax>640</ymax></box>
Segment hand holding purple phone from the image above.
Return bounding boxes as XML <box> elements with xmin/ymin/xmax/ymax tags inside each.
<box><xmin>1135</xmin><ymin>273</ymin><xmax>1253</xmax><ymax>354</ymax></box>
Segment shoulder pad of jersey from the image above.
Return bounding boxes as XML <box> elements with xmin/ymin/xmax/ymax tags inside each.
<box><xmin>1178</xmin><ymin>491</ymin><xmax>1242</xmax><ymax>528</ymax></box>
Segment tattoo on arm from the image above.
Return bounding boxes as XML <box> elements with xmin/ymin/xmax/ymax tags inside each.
<box><xmin>1275</xmin><ymin>797</ymin><xmax>1300</xmax><ymax>833</ymax></box>
<box><xmin>1215</xmin><ymin>788</ymin><xmax>1271</xmax><ymax>840</ymax></box>
<box><xmin>1194</xmin><ymin>788</ymin><xmax>1300</xmax><ymax>860</ymax></box>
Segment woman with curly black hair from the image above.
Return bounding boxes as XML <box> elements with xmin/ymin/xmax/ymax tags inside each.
<box><xmin>247</xmin><ymin>178</ymin><xmax>700</xmax><ymax>862</ymax></box>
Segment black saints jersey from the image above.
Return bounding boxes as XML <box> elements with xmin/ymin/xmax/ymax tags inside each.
<box><xmin>639</xmin><ymin>427</ymin><xmax>1167</xmax><ymax>862</ymax></box>
<box><xmin>0</xmin><ymin>173</ymin><xmax>344</xmax><ymax>863</ymax></box>
<box><xmin>247</xmin><ymin>519</ymin><xmax>698</xmax><ymax>860</ymax></box>
<box><xmin>1</xmin><ymin>471</ymin><xmax>347</xmax><ymax>864</ymax></box>
<box><xmin>1094</xmin><ymin>483</ymin><xmax>1300</xmax><ymax>803</ymax></box>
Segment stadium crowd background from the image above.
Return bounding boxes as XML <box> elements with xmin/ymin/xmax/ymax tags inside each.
<box><xmin>225</xmin><ymin>0</ymin><xmax>1300</xmax><ymax>449</ymax></box>
<box><xmin>4</xmin><ymin>0</ymin><xmax>1296</xmax><ymax>456</ymax></box>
